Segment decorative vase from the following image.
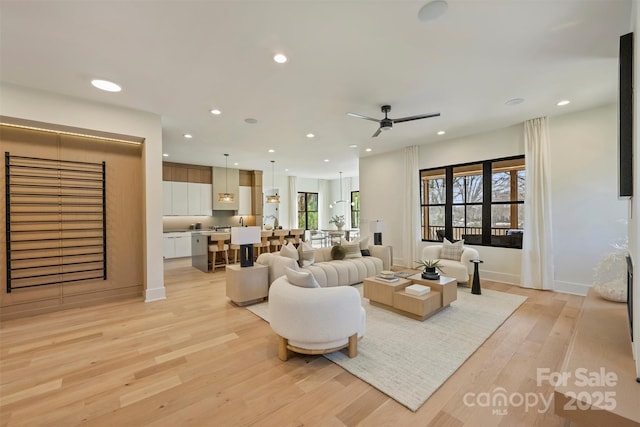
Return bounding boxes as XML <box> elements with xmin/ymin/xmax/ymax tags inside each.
<box><xmin>421</xmin><ymin>267</ymin><xmax>439</xmax><ymax>280</ymax></box>
<box><xmin>336</xmin><ymin>222</ymin><xmax>344</xmax><ymax>231</ymax></box>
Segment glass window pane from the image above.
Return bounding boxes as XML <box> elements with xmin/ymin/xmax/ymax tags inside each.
<box><xmin>517</xmin><ymin>204</ymin><xmax>524</xmax><ymax>229</ymax></box>
<box><xmin>297</xmin><ymin>193</ymin><xmax>305</xmax><ymax>211</ymax></box>
<box><xmin>517</xmin><ymin>170</ymin><xmax>525</xmax><ymax>201</ymax></box>
<box><xmin>491</xmin><ymin>205</ymin><xmax>511</xmax><ymax>231</ymax></box>
<box><xmin>428</xmin><ymin>178</ymin><xmax>445</xmax><ymax>204</ymax></box>
<box><xmin>307</xmin><ymin>193</ymin><xmax>318</xmax><ymax>211</ymax></box>
<box><xmin>466</xmin><ymin>175</ymin><xmax>483</xmax><ymax>203</ymax></box>
<box><xmin>466</xmin><ymin>205</ymin><xmax>482</xmax><ymax>228</ymax></box>
<box><xmin>308</xmin><ymin>212</ymin><xmax>318</xmax><ymax>230</ymax></box>
<box><xmin>492</xmin><ymin>171</ymin><xmax>511</xmax><ymax>202</ymax></box>
<box><xmin>298</xmin><ymin>212</ymin><xmax>306</xmax><ymax>229</ymax></box>
<box><xmin>428</xmin><ymin>206</ymin><xmax>444</xmax><ymax>227</ymax></box>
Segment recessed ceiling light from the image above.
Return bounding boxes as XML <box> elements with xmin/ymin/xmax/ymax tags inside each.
<box><xmin>233</xmin><ymin>162</ymin><xmax>239</xmax><ymax>166</ymax></box>
<box><xmin>162</xmin><ymin>153</ymin><xmax>169</xmax><ymax>157</ymax></box>
<box><xmin>323</xmin><ymin>159</ymin><xmax>330</xmax><ymax>162</ymax></box>
<box><xmin>273</xmin><ymin>53</ymin><xmax>288</xmax><ymax>64</ymax></box>
<box><xmin>268</xmin><ymin>149</ymin><xmax>275</xmax><ymax>153</ymax></box>
<box><xmin>505</xmin><ymin>98</ymin><xmax>525</xmax><ymax>106</ymax></box>
<box><xmin>245</xmin><ymin>118</ymin><xmax>258</xmax><ymax>124</ymax></box>
<box><xmin>183</xmin><ymin>133</ymin><xmax>193</xmax><ymax>139</ymax></box>
<box><xmin>210</xmin><ymin>109</ymin><xmax>221</xmax><ymax>115</ymax></box>
<box><xmin>91</xmin><ymin>79</ymin><xmax>121</xmax><ymax>92</ymax></box>
<box><xmin>348</xmin><ymin>144</ymin><xmax>358</xmax><ymax>148</ymax></box>
<box><xmin>418</xmin><ymin>0</ymin><xmax>448</xmax><ymax>22</ymax></box>
<box><xmin>285</xmin><ymin>168</ymin><xmax>289</xmax><ymax>172</ymax></box>
<box><xmin>365</xmin><ymin>148</ymin><xmax>372</xmax><ymax>152</ymax></box>
<box><xmin>306</xmin><ymin>133</ymin><xmax>315</xmax><ymax>138</ymax></box>
<box><xmin>437</xmin><ymin>130</ymin><xmax>446</xmax><ymax>135</ymax></box>
<box><xmin>557</xmin><ymin>100</ymin><xmax>570</xmax><ymax>106</ymax></box>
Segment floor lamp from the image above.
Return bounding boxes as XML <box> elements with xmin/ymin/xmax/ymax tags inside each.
<box><xmin>231</xmin><ymin>226</ymin><xmax>261</xmax><ymax>267</ymax></box>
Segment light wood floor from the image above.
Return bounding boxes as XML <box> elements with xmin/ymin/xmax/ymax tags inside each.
<box><xmin>0</xmin><ymin>258</ymin><xmax>583</xmax><ymax>426</ymax></box>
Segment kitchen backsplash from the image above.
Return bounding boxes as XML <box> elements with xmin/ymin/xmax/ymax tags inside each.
<box><xmin>163</xmin><ymin>212</ymin><xmax>256</xmax><ymax>232</ymax></box>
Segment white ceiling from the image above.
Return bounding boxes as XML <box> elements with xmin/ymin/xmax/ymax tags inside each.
<box><xmin>0</xmin><ymin>0</ymin><xmax>632</xmax><ymax>179</ymax></box>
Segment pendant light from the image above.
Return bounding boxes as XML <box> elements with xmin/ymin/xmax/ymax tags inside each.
<box><xmin>218</xmin><ymin>153</ymin><xmax>235</xmax><ymax>203</ymax></box>
<box><xmin>266</xmin><ymin>160</ymin><xmax>280</xmax><ymax>204</ymax></box>
<box><xmin>329</xmin><ymin>172</ymin><xmax>355</xmax><ymax>208</ymax></box>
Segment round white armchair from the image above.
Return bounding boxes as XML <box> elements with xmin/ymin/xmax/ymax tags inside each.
<box><xmin>421</xmin><ymin>244</ymin><xmax>480</xmax><ymax>285</ymax></box>
<box><xmin>268</xmin><ymin>275</ymin><xmax>366</xmax><ymax>361</ymax></box>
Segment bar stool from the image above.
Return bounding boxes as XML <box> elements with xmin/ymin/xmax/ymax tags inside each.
<box><xmin>254</xmin><ymin>230</ymin><xmax>272</xmax><ymax>258</ymax></box>
<box><xmin>270</xmin><ymin>229</ymin><xmax>288</xmax><ymax>252</ymax></box>
<box><xmin>287</xmin><ymin>228</ymin><xmax>304</xmax><ymax>247</ymax></box>
<box><xmin>208</xmin><ymin>232</ymin><xmax>230</xmax><ymax>271</ymax></box>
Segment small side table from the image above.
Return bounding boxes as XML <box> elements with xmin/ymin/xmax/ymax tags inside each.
<box><xmin>225</xmin><ymin>264</ymin><xmax>268</xmax><ymax>306</ymax></box>
<box><xmin>470</xmin><ymin>260</ymin><xmax>484</xmax><ymax>295</ymax></box>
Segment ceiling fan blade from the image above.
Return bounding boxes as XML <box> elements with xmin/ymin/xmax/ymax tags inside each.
<box><xmin>393</xmin><ymin>112</ymin><xmax>441</xmax><ymax>123</ymax></box>
<box><xmin>372</xmin><ymin>127</ymin><xmax>382</xmax><ymax>138</ymax></box>
<box><xmin>347</xmin><ymin>112</ymin><xmax>381</xmax><ymax>123</ymax></box>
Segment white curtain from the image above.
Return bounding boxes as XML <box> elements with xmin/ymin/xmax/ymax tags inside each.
<box><xmin>522</xmin><ymin>117</ymin><xmax>555</xmax><ymax>290</ymax></box>
<box><xmin>288</xmin><ymin>175</ymin><xmax>297</xmax><ymax>228</ymax></box>
<box><xmin>402</xmin><ymin>145</ymin><xmax>420</xmax><ymax>268</ymax></box>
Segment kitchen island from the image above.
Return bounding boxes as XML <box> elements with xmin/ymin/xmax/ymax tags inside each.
<box><xmin>192</xmin><ymin>231</ymin><xmax>231</xmax><ymax>272</ymax></box>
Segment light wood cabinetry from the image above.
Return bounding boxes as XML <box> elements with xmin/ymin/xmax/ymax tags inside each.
<box><xmin>213</xmin><ymin>166</ymin><xmax>240</xmax><ymax>210</ymax></box>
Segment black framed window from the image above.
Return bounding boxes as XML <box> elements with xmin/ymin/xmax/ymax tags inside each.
<box><xmin>420</xmin><ymin>155</ymin><xmax>525</xmax><ymax>248</ymax></box>
<box><xmin>297</xmin><ymin>192</ymin><xmax>318</xmax><ymax>230</ymax></box>
<box><xmin>350</xmin><ymin>191</ymin><xmax>360</xmax><ymax>228</ymax></box>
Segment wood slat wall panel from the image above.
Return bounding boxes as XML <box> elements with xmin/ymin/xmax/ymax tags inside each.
<box><xmin>0</xmin><ymin>125</ymin><xmax>144</xmax><ymax>319</ymax></box>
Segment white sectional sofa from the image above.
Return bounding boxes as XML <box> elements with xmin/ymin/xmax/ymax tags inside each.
<box><xmin>257</xmin><ymin>244</ymin><xmax>392</xmax><ymax>287</ymax></box>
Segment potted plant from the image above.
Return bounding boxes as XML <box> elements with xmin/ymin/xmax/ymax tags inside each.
<box><xmin>329</xmin><ymin>214</ymin><xmax>345</xmax><ymax>230</ymax></box>
<box><xmin>415</xmin><ymin>259</ymin><xmax>444</xmax><ymax>280</ymax></box>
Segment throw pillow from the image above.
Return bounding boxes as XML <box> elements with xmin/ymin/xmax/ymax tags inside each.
<box><xmin>342</xmin><ymin>243</ymin><xmax>362</xmax><ymax>259</ymax></box>
<box><xmin>285</xmin><ymin>266</ymin><xmax>320</xmax><ymax>288</ymax></box>
<box><xmin>330</xmin><ymin>244</ymin><xmax>346</xmax><ymax>260</ymax></box>
<box><xmin>357</xmin><ymin>236</ymin><xmax>369</xmax><ymax>250</ymax></box>
<box><xmin>441</xmin><ymin>237</ymin><xmax>464</xmax><ymax>261</ymax></box>
<box><xmin>280</xmin><ymin>242</ymin><xmax>299</xmax><ymax>261</ymax></box>
<box><xmin>361</xmin><ymin>249</ymin><xmax>371</xmax><ymax>256</ymax></box>
<box><xmin>297</xmin><ymin>241</ymin><xmax>315</xmax><ymax>267</ymax></box>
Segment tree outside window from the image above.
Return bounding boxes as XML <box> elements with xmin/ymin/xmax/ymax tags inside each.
<box><xmin>350</xmin><ymin>191</ymin><xmax>360</xmax><ymax>228</ymax></box>
<box><xmin>420</xmin><ymin>156</ymin><xmax>525</xmax><ymax>248</ymax></box>
<box><xmin>297</xmin><ymin>192</ymin><xmax>318</xmax><ymax>230</ymax></box>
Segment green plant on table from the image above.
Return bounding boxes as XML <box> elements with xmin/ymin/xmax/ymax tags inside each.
<box><xmin>415</xmin><ymin>259</ymin><xmax>444</xmax><ymax>273</ymax></box>
<box><xmin>329</xmin><ymin>215</ymin><xmax>345</xmax><ymax>225</ymax></box>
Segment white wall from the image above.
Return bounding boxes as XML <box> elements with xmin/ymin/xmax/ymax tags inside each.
<box><xmin>549</xmin><ymin>105</ymin><xmax>627</xmax><ymax>294</ymax></box>
<box><xmin>0</xmin><ymin>83</ymin><xmax>165</xmax><ymax>302</ymax></box>
<box><xmin>361</xmin><ymin>104</ymin><xmax>624</xmax><ymax>293</ymax></box>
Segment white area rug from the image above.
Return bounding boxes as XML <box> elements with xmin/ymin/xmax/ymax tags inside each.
<box><xmin>247</xmin><ymin>285</ymin><xmax>527</xmax><ymax>411</ymax></box>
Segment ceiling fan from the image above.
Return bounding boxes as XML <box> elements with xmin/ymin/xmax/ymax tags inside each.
<box><xmin>347</xmin><ymin>105</ymin><xmax>440</xmax><ymax>137</ymax></box>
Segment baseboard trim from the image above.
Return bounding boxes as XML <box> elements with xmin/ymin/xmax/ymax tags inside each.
<box><xmin>553</xmin><ymin>281</ymin><xmax>590</xmax><ymax>296</ymax></box>
<box><xmin>480</xmin><ymin>270</ymin><xmax>521</xmax><ymax>286</ymax></box>
<box><xmin>145</xmin><ymin>287</ymin><xmax>167</xmax><ymax>302</ymax></box>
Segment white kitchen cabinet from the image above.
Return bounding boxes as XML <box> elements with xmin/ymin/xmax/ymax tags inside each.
<box><xmin>163</xmin><ymin>232</ymin><xmax>192</xmax><ymax>259</ymax></box>
<box><xmin>163</xmin><ymin>235</ymin><xmax>176</xmax><ymax>258</ymax></box>
<box><xmin>200</xmin><ymin>183</ymin><xmax>212</xmax><ymax>214</ymax></box>
<box><xmin>175</xmin><ymin>234</ymin><xmax>192</xmax><ymax>257</ymax></box>
<box><xmin>238</xmin><ymin>186</ymin><xmax>252</xmax><ymax>215</ymax></box>
<box><xmin>187</xmin><ymin>183</ymin><xmax>201</xmax><ymax>215</ymax></box>
<box><xmin>163</xmin><ymin>181</ymin><xmax>173</xmax><ymax>215</ymax></box>
<box><xmin>171</xmin><ymin>182</ymin><xmax>189</xmax><ymax>215</ymax></box>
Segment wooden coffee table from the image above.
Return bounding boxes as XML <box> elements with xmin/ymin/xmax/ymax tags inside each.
<box><xmin>363</xmin><ymin>274</ymin><xmax>457</xmax><ymax>321</ymax></box>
